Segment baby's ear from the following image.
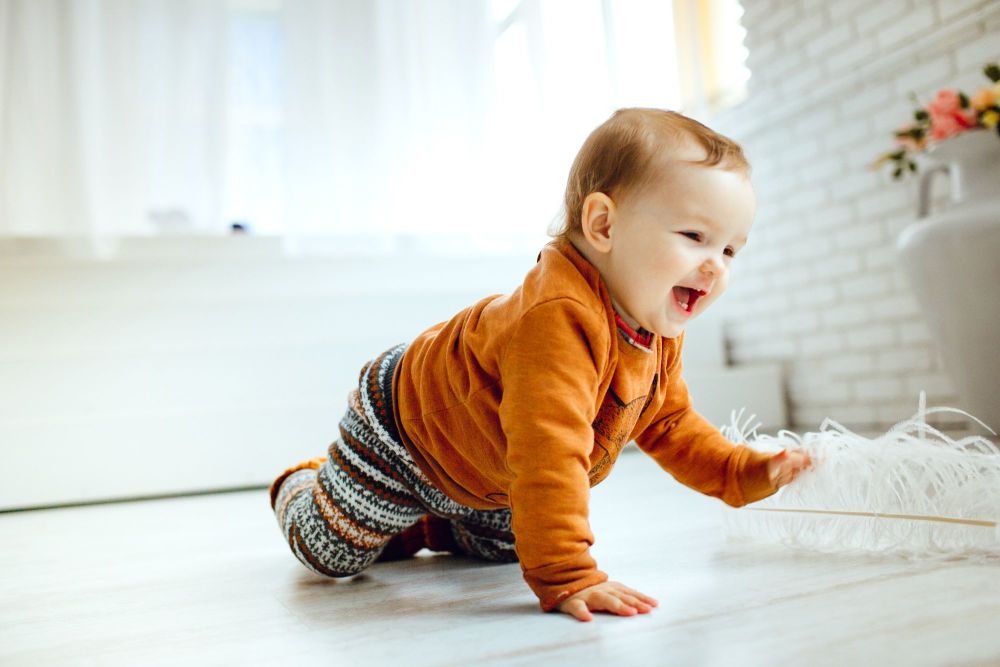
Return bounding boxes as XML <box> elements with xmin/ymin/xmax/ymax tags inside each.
<box><xmin>580</xmin><ymin>192</ymin><xmax>615</xmax><ymax>253</ymax></box>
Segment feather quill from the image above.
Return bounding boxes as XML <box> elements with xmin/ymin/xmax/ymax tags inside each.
<box><xmin>721</xmin><ymin>393</ymin><xmax>1000</xmax><ymax>560</ymax></box>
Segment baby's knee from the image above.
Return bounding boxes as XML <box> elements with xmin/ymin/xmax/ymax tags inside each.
<box><xmin>285</xmin><ymin>521</ymin><xmax>376</xmax><ymax>578</ymax></box>
<box><xmin>270</xmin><ymin>456</ymin><xmax>400</xmax><ymax>577</ymax></box>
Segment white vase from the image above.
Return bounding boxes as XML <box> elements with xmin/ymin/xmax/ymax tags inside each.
<box><xmin>897</xmin><ymin>129</ymin><xmax>1000</xmax><ymax>432</ymax></box>
<box><xmin>916</xmin><ymin>129</ymin><xmax>1000</xmax><ymax>217</ymax></box>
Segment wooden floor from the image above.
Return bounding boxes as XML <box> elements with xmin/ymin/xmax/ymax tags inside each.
<box><xmin>2</xmin><ymin>449</ymin><xmax>999</xmax><ymax>666</ymax></box>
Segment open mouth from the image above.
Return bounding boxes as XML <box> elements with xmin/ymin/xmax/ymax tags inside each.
<box><xmin>672</xmin><ymin>286</ymin><xmax>706</xmax><ymax>314</ymax></box>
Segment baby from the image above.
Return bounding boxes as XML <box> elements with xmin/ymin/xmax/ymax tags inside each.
<box><xmin>269</xmin><ymin>108</ymin><xmax>812</xmax><ymax>622</ymax></box>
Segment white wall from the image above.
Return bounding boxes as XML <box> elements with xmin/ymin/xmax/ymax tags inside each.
<box><xmin>707</xmin><ymin>0</ymin><xmax>1000</xmax><ymax>433</ymax></box>
<box><xmin>0</xmin><ymin>238</ymin><xmax>533</xmax><ymax>510</ymax></box>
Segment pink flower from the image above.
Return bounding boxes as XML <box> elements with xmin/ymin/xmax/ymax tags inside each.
<box><xmin>929</xmin><ymin>110</ymin><xmax>975</xmax><ymax>140</ymax></box>
<box><xmin>927</xmin><ymin>89</ymin><xmax>962</xmax><ymax>115</ymax></box>
<box><xmin>926</xmin><ymin>89</ymin><xmax>977</xmax><ymax>140</ymax></box>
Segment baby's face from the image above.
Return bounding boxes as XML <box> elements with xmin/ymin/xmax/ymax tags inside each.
<box><xmin>601</xmin><ymin>159</ymin><xmax>755</xmax><ymax>338</ymax></box>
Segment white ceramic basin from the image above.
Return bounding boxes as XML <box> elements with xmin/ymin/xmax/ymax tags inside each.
<box><xmin>897</xmin><ymin>202</ymin><xmax>1000</xmax><ymax>432</ymax></box>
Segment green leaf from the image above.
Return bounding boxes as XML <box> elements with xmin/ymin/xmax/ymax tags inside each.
<box><xmin>890</xmin><ymin>150</ymin><xmax>905</xmax><ymax>160</ymax></box>
<box><xmin>984</xmin><ymin>63</ymin><xmax>1000</xmax><ymax>83</ymax></box>
<box><xmin>893</xmin><ymin>166</ymin><xmax>903</xmax><ymax>179</ymax></box>
<box><xmin>914</xmin><ymin>109</ymin><xmax>929</xmax><ymax>121</ymax></box>
<box><xmin>908</xmin><ymin>161</ymin><xmax>917</xmax><ymax>173</ymax></box>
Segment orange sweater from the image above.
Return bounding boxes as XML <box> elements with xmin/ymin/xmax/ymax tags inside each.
<box><xmin>392</xmin><ymin>237</ymin><xmax>777</xmax><ymax>611</ymax></box>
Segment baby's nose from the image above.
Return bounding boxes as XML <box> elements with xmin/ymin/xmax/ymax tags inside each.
<box><xmin>700</xmin><ymin>254</ymin><xmax>725</xmax><ymax>275</ymax></box>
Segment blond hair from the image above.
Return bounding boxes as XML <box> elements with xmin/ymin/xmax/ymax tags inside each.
<box><xmin>553</xmin><ymin>108</ymin><xmax>750</xmax><ymax>239</ymax></box>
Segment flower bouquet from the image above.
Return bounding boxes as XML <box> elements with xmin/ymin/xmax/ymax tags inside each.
<box><xmin>875</xmin><ymin>62</ymin><xmax>1000</xmax><ymax>179</ymax></box>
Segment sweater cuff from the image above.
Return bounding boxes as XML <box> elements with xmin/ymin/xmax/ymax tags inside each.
<box><xmin>736</xmin><ymin>445</ymin><xmax>779</xmax><ymax>505</ymax></box>
<box><xmin>535</xmin><ymin>570</ymin><xmax>609</xmax><ymax>612</ymax></box>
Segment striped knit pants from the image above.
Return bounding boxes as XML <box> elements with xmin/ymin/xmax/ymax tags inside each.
<box><xmin>269</xmin><ymin>344</ymin><xmax>517</xmax><ymax>577</ymax></box>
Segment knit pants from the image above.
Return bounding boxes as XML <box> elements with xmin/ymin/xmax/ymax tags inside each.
<box><xmin>269</xmin><ymin>344</ymin><xmax>517</xmax><ymax>577</ymax></box>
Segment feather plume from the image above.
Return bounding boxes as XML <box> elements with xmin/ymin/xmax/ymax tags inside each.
<box><xmin>721</xmin><ymin>393</ymin><xmax>1000</xmax><ymax>560</ymax></box>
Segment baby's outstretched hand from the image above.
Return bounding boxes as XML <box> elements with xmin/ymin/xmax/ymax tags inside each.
<box><xmin>767</xmin><ymin>449</ymin><xmax>813</xmax><ymax>488</ymax></box>
<box><xmin>557</xmin><ymin>581</ymin><xmax>658</xmax><ymax>622</ymax></box>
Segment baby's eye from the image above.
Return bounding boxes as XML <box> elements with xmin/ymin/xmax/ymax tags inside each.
<box><xmin>724</xmin><ymin>247</ymin><xmax>736</xmax><ymax>257</ymax></box>
<box><xmin>681</xmin><ymin>231</ymin><xmax>701</xmax><ymax>241</ymax></box>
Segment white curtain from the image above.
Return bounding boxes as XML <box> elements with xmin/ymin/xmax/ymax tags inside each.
<box><xmin>0</xmin><ymin>0</ymin><xmax>695</xmax><ymax>243</ymax></box>
<box><xmin>280</xmin><ymin>0</ymin><xmax>497</xmax><ymax>238</ymax></box>
<box><xmin>0</xmin><ymin>0</ymin><xmax>229</xmax><ymax>237</ymax></box>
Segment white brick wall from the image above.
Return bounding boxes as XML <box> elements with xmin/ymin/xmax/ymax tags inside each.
<box><xmin>708</xmin><ymin>0</ymin><xmax>1000</xmax><ymax>434</ymax></box>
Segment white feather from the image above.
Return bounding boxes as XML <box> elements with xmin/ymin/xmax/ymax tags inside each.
<box><xmin>721</xmin><ymin>393</ymin><xmax>1000</xmax><ymax>560</ymax></box>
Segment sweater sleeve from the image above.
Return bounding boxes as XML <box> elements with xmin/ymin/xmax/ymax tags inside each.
<box><xmin>634</xmin><ymin>334</ymin><xmax>778</xmax><ymax>507</ymax></box>
<box><xmin>498</xmin><ymin>299</ymin><xmax>611</xmax><ymax>611</ymax></box>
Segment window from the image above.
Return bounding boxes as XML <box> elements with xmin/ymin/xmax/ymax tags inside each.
<box><xmin>0</xmin><ymin>0</ymin><xmax>751</xmax><ymax>240</ymax></box>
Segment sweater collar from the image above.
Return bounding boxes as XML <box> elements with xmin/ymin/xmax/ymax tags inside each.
<box><xmin>546</xmin><ymin>237</ymin><xmax>656</xmax><ymax>351</ymax></box>
<box><xmin>544</xmin><ymin>236</ymin><xmax>605</xmax><ymax>296</ymax></box>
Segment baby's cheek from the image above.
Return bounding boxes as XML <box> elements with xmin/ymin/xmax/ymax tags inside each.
<box><xmin>703</xmin><ymin>285</ymin><xmax>726</xmax><ymax>309</ymax></box>
<box><xmin>708</xmin><ymin>276</ymin><xmax>730</xmax><ymax>304</ymax></box>
<box><xmin>717</xmin><ymin>272</ymin><xmax>731</xmax><ymax>292</ymax></box>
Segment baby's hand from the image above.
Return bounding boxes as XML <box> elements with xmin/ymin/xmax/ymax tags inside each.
<box><xmin>557</xmin><ymin>581</ymin><xmax>658</xmax><ymax>622</ymax></box>
<box><xmin>767</xmin><ymin>449</ymin><xmax>813</xmax><ymax>488</ymax></box>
